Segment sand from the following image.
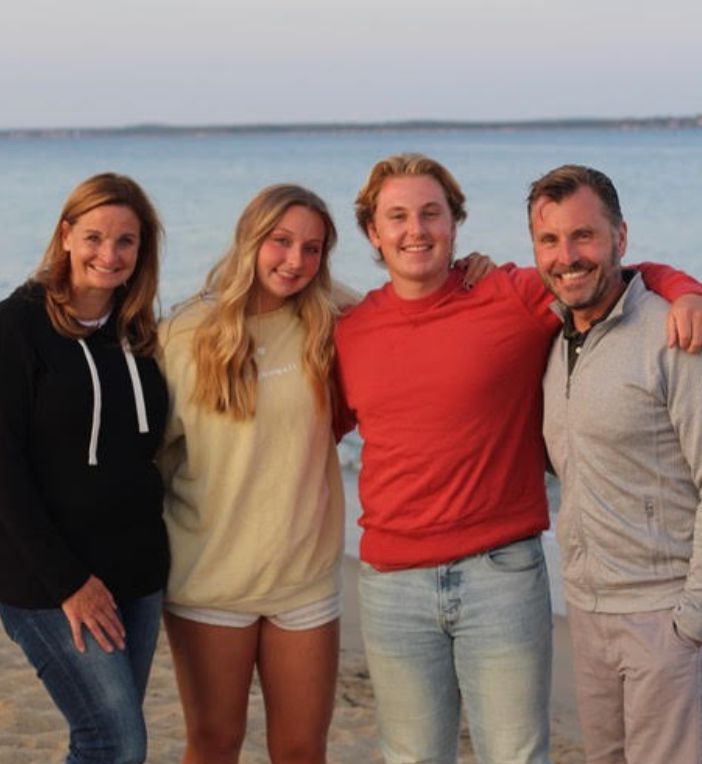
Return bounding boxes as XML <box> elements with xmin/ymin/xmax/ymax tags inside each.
<box><xmin>0</xmin><ymin>557</ymin><xmax>584</xmax><ymax>763</ymax></box>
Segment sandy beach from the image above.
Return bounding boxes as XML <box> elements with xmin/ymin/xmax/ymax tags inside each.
<box><xmin>0</xmin><ymin>556</ymin><xmax>584</xmax><ymax>763</ymax></box>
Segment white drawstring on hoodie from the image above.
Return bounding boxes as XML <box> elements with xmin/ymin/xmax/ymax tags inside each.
<box><xmin>77</xmin><ymin>338</ymin><xmax>150</xmax><ymax>466</ymax></box>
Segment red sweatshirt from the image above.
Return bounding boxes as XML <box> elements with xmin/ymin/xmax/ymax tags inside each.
<box><xmin>334</xmin><ymin>263</ymin><xmax>701</xmax><ymax>569</ymax></box>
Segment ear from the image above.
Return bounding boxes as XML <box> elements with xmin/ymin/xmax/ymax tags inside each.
<box><xmin>60</xmin><ymin>220</ymin><xmax>72</xmax><ymax>251</ymax></box>
<box><xmin>615</xmin><ymin>220</ymin><xmax>628</xmax><ymax>261</ymax></box>
<box><xmin>367</xmin><ymin>221</ymin><xmax>381</xmax><ymax>250</ymax></box>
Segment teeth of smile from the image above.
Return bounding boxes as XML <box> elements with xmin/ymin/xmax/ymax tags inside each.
<box><xmin>559</xmin><ymin>271</ymin><xmax>589</xmax><ymax>281</ymax></box>
<box><xmin>403</xmin><ymin>244</ymin><xmax>430</xmax><ymax>252</ymax></box>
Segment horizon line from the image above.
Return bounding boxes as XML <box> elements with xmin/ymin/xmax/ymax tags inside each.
<box><xmin>2</xmin><ymin>113</ymin><xmax>702</xmax><ymax>137</ymax></box>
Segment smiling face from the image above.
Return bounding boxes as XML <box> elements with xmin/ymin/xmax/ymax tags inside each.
<box><xmin>368</xmin><ymin>174</ymin><xmax>456</xmax><ymax>299</ymax></box>
<box><xmin>62</xmin><ymin>204</ymin><xmax>141</xmax><ymax>310</ymax></box>
<box><xmin>531</xmin><ymin>185</ymin><xmax>627</xmax><ymax>330</ymax></box>
<box><xmin>253</xmin><ymin>204</ymin><xmax>326</xmax><ymax>313</ymax></box>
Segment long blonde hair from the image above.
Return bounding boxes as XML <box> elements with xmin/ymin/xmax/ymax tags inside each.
<box><xmin>34</xmin><ymin>172</ymin><xmax>163</xmax><ymax>355</ymax></box>
<box><xmin>190</xmin><ymin>184</ymin><xmax>338</xmax><ymax>419</ymax></box>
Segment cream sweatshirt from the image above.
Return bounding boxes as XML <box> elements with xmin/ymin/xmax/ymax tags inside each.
<box><xmin>158</xmin><ymin>300</ymin><xmax>344</xmax><ymax>614</ymax></box>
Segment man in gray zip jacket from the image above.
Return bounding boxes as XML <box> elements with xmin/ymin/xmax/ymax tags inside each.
<box><xmin>529</xmin><ymin>164</ymin><xmax>702</xmax><ymax>764</ymax></box>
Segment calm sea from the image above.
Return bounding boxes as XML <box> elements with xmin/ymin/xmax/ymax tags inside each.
<box><xmin>2</xmin><ymin>128</ymin><xmax>701</xmax><ymax>567</ymax></box>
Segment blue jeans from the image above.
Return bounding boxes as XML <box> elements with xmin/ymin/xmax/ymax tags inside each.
<box><xmin>0</xmin><ymin>591</ymin><xmax>162</xmax><ymax>764</ymax></box>
<box><xmin>359</xmin><ymin>536</ymin><xmax>553</xmax><ymax>764</ymax></box>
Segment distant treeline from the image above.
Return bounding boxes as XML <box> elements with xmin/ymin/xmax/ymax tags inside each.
<box><xmin>2</xmin><ymin>115</ymin><xmax>702</xmax><ymax>139</ymax></box>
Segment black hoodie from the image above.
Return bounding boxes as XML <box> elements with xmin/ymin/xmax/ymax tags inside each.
<box><xmin>0</xmin><ymin>282</ymin><xmax>169</xmax><ymax>607</ymax></box>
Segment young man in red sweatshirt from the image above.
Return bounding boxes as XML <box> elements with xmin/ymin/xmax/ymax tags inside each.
<box><xmin>334</xmin><ymin>153</ymin><xmax>702</xmax><ymax>764</ymax></box>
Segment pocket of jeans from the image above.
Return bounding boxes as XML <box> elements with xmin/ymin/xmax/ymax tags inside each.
<box><xmin>483</xmin><ymin>536</ymin><xmax>544</xmax><ymax>572</ymax></box>
<box><xmin>359</xmin><ymin>561</ymin><xmax>381</xmax><ymax>576</ymax></box>
<box><xmin>358</xmin><ymin>561</ymin><xmax>387</xmax><ymax>589</ymax></box>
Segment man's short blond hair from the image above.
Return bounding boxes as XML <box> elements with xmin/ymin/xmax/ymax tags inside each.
<box><xmin>355</xmin><ymin>153</ymin><xmax>467</xmax><ymax>240</ymax></box>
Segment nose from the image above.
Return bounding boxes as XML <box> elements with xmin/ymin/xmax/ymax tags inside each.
<box><xmin>99</xmin><ymin>240</ymin><xmax>120</xmax><ymax>263</ymax></box>
<box><xmin>555</xmin><ymin>239</ymin><xmax>579</xmax><ymax>265</ymax></box>
<box><xmin>407</xmin><ymin>213</ymin><xmax>426</xmax><ymax>236</ymax></box>
<box><xmin>285</xmin><ymin>245</ymin><xmax>305</xmax><ymax>270</ymax></box>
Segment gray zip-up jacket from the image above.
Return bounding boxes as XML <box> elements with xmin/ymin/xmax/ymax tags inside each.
<box><xmin>543</xmin><ymin>273</ymin><xmax>702</xmax><ymax>642</ymax></box>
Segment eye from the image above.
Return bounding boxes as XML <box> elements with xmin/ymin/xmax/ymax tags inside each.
<box><xmin>304</xmin><ymin>244</ymin><xmax>322</xmax><ymax>257</ymax></box>
<box><xmin>86</xmin><ymin>233</ymin><xmax>101</xmax><ymax>243</ymax></box>
<box><xmin>271</xmin><ymin>235</ymin><xmax>291</xmax><ymax>247</ymax></box>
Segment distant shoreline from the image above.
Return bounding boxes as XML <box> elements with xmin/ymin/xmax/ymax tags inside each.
<box><xmin>2</xmin><ymin>114</ymin><xmax>701</xmax><ymax>139</ymax></box>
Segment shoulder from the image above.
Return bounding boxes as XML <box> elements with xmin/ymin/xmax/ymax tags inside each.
<box><xmin>608</xmin><ymin>279</ymin><xmax>677</xmax><ymax>368</ymax></box>
<box><xmin>474</xmin><ymin>263</ymin><xmax>545</xmax><ymax>298</ymax></box>
<box><xmin>336</xmin><ymin>284</ymin><xmax>388</xmax><ymax>333</ymax></box>
<box><xmin>0</xmin><ymin>282</ymin><xmax>48</xmax><ymax>345</ymax></box>
<box><xmin>0</xmin><ymin>285</ymin><xmax>51</xmax><ymax>379</ymax></box>
<box><xmin>464</xmin><ymin>263</ymin><xmax>559</xmax><ymax>331</ymax></box>
<box><xmin>158</xmin><ymin>299</ymin><xmax>211</xmax><ymax>351</ymax></box>
<box><xmin>330</xmin><ymin>279</ymin><xmax>363</xmax><ymax>311</ymax></box>
<box><xmin>0</xmin><ymin>281</ymin><xmax>44</xmax><ymax>320</ymax></box>
<box><xmin>624</xmin><ymin>276</ymin><xmax>670</xmax><ymax>328</ymax></box>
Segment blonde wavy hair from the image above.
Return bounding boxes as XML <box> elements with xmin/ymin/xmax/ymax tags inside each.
<box><xmin>34</xmin><ymin>172</ymin><xmax>163</xmax><ymax>355</ymax></box>
<box><xmin>190</xmin><ymin>184</ymin><xmax>338</xmax><ymax>419</ymax></box>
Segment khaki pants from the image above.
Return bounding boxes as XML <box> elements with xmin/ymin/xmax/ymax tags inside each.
<box><xmin>568</xmin><ymin>605</ymin><xmax>702</xmax><ymax>764</ymax></box>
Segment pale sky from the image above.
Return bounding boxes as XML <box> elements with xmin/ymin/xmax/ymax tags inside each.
<box><xmin>1</xmin><ymin>0</ymin><xmax>700</xmax><ymax>129</ymax></box>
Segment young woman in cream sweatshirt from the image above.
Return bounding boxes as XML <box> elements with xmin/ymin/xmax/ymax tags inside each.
<box><xmin>158</xmin><ymin>185</ymin><xmax>344</xmax><ymax>764</ymax></box>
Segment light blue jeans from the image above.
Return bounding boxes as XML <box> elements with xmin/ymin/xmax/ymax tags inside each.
<box><xmin>0</xmin><ymin>591</ymin><xmax>162</xmax><ymax>764</ymax></box>
<box><xmin>359</xmin><ymin>536</ymin><xmax>553</xmax><ymax>764</ymax></box>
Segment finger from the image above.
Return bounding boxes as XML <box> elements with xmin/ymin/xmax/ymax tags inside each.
<box><xmin>92</xmin><ymin>589</ymin><xmax>119</xmax><ymax>617</ymax></box>
<box><xmin>689</xmin><ymin>318</ymin><xmax>702</xmax><ymax>354</ymax></box>
<box><xmin>87</xmin><ymin>575</ymin><xmax>117</xmax><ymax>608</ymax></box>
<box><xmin>463</xmin><ymin>266</ymin><xmax>489</xmax><ymax>288</ymax></box>
<box><xmin>94</xmin><ymin>581</ymin><xmax>118</xmax><ymax>612</ymax></box>
<box><xmin>85</xmin><ymin>618</ymin><xmax>117</xmax><ymax>653</ymax></box>
<box><xmin>105</xmin><ymin>606</ymin><xmax>126</xmax><ymax>642</ymax></box>
<box><xmin>104</xmin><ymin>608</ymin><xmax>127</xmax><ymax>643</ymax></box>
<box><xmin>455</xmin><ymin>252</ymin><xmax>483</xmax><ymax>271</ymax></box>
<box><xmin>667</xmin><ymin>312</ymin><xmax>683</xmax><ymax>349</ymax></box>
<box><xmin>462</xmin><ymin>264</ymin><xmax>484</xmax><ymax>283</ymax></box>
<box><xmin>95</xmin><ymin>609</ymin><xmax>127</xmax><ymax>650</ymax></box>
<box><xmin>68</xmin><ymin>616</ymin><xmax>86</xmax><ymax>654</ymax></box>
<box><xmin>676</xmin><ymin>316</ymin><xmax>692</xmax><ymax>350</ymax></box>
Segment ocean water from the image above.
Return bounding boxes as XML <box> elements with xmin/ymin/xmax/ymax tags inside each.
<box><xmin>2</xmin><ymin>128</ymin><xmax>701</xmax><ymax>303</ymax></box>
<box><xmin>2</xmin><ymin>128</ymin><xmax>701</xmax><ymax>567</ymax></box>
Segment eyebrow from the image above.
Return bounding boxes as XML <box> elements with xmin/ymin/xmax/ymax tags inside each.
<box><xmin>271</xmin><ymin>227</ymin><xmax>323</xmax><ymax>243</ymax></box>
<box><xmin>83</xmin><ymin>227</ymin><xmax>137</xmax><ymax>235</ymax></box>
<box><xmin>385</xmin><ymin>201</ymin><xmax>444</xmax><ymax>213</ymax></box>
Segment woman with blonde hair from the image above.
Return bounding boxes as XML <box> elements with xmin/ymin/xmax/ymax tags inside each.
<box><xmin>0</xmin><ymin>172</ymin><xmax>170</xmax><ymax>763</ymax></box>
<box><xmin>158</xmin><ymin>184</ymin><xmax>344</xmax><ymax>763</ymax></box>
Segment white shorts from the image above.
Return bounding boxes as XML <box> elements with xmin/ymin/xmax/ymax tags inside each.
<box><xmin>164</xmin><ymin>592</ymin><xmax>341</xmax><ymax>631</ymax></box>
